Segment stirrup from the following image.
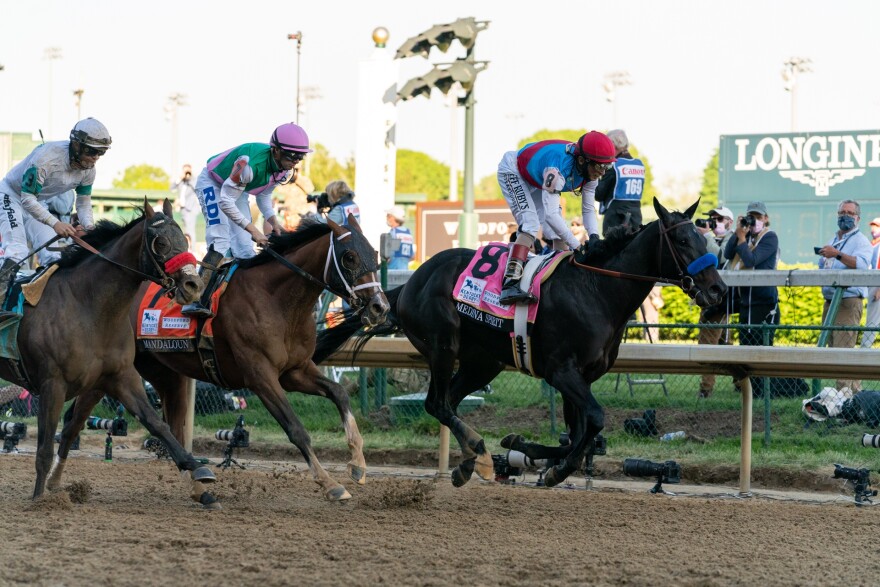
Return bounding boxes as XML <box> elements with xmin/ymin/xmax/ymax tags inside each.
<box><xmin>181</xmin><ymin>302</ymin><xmax>214</xmax><ymax>318</ymax></box>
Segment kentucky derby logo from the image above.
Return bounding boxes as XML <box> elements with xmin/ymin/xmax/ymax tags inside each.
<box><xmin>456</xmin><ymin>277</ymin><xmax>486</xmax><ymax>305</ymax></box>
<box><xmin>141</xmin><ymin>309</ymin><xmax>160</xmax><ymax>336</ymax></box>
<box><xmin>733</xmin><ymin>134</ymin><xmax>877</xmax><ymax>196</ymax></box>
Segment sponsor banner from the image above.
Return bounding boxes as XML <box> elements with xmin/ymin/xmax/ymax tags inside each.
<box><xmin>720</xmin><ymin>130</ymin><xmax>880</xmax><ymax>200</ymax></box>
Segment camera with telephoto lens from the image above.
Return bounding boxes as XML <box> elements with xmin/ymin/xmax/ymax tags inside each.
<box><xmin>833</xmin><ymin>463</ymin><xmax>877</xmax><ymax>505</ymax></box>
<box><xmin>740</xmin><ymin>215</ymin><xmax>757</xmax><ymax>229</ymax></box>
<box><xmin>694</xmin><ymin>218</ymin><xmax>717</xmax><ymax>230</ymax></box>
<box><xmin>623</xmin><ymin>458</ymin><xmax>681</xmax><ymax>494</ymax></box>
<box><xmin>306</xmin><ymin>192</ymin><xmax>332</xmax><ymax>213</ymax></box>
<box><xmin>215</xmin><ymin>415</ymin><xmax>249</xmax><ymax>448</ymax></box>
<box><xmin>0</xmin><ymin>420</ymin><xmax>26</xmax><ymax>453</ymax></box>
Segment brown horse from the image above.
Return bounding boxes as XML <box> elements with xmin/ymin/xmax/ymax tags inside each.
<box><xmin>130</xmin><ymin>215</ymin><xmax>389</xmax><ymax>501</ymax></box>
<box><xmin>4</xmin><ymin>200</ymin><xmax>219</xmax><ymax>505</ymax></box>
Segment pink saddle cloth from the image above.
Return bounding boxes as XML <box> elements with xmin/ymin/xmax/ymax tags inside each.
<box><xmin>452</xmin><ymin>243</ymin><xmax>570</xmax><ymax>331</ymax></box>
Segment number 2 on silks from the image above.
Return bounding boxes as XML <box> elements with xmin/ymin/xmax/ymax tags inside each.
<box><xmin>471</xmin><ymin>244</ymin><xmax>507</xmax><ymax>279</ymax></box>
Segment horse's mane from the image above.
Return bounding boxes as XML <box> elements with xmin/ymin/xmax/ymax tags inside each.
<box><xmin>57</xmin><ymin>210</ymin><xmax>145</xmax><ymax>268</ymax></box>
<box><xmin>574</xmin><ymin>223</ymin><xmax>642</xmax><ymax>265</ymax></box>
<box><xmin>236</xmin><ymin>217</ymin><xmax>332</xmax><ymax>268</ymax></box>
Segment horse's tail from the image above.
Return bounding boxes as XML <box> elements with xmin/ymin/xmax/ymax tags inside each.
<box><xmin>312</xmin><ymin>285</ymin><xmax>403</xmax><ymax>365</ymax></box>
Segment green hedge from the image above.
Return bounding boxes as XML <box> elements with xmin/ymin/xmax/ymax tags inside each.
<box><xmin>657</xmin><ymin>263</ymin><xmax>831</xmax><ymax>346</ymax></box>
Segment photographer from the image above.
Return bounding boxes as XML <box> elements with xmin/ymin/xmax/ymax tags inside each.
<box><xmin>313</xmin><ymin>180</ymin><xmax>359</xmax><ymax>227</ymax></box>
<box><xmin>696</xmin><ymin>207</ymin><xmax>735</xmax><ymax>398</ymax></box>
<box><xmin>724</xmin><ymin>201</ymin><xmax>780</xmax><ymax>396</ymax></box>
<box><xmin>171</xmin><ymin>164</ymin><xmax>199</xmax><ymax>249</ymax></box>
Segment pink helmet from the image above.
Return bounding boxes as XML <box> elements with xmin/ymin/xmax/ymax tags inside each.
<box><xmin>270</xmin><ymin>123</ymin><xmax>313</xmax><ymax>153</ymax></box>
<box><xmin>575</xmin><ymin>131</ymin><xmax>616</xmax><ymax>163</ymax></box>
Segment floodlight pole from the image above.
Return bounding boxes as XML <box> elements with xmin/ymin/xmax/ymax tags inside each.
<box><xmin>288</xmin><ymin>32</ymin><xmax>303</xmax><ymax>124</ymax></box>
<box><xmin>459</xmin><ymin>45</ymin><xmax>478</xmax><ymax>249</ymax></box>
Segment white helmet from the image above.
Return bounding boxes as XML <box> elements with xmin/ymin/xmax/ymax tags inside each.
<box><xmin>70</xmin><ymin>118</ymin><xmax>112</xmax><ymax>149</ymax></box>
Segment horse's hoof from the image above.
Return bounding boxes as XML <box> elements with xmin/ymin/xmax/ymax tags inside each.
<box><xmin>500</xmin><ymin>434</ymin><xmax>523</xmax><ymax>450</ymax></box>
<box><xmin>474</xmin><ymin>451</ymin><xmax>494</xmax><ymax>481</ymax></box>
<box><xmin>192</xmin><ymin>466</ymin><xmax>216</xmax><ymax>483</ymax></box>
<box><xmin>348</xmin><ymin>464</ymin><xmax>366</xmax><ymax>485</ymax></box>
<box><xmin>326</xmin><ymin>485</ymin><xmax>352</xmax><ymax>501</ymax></box>
<box><xmin>451</xmin><ymin>467</ymin><xmax>471</xmax><ymax>488</ymax></box>
<box><xmin>544</xmin><ymin>466</ymin><xmax>568</xmax><ymax>488</ymax></box>
<box><xmin>199</xmin><ymin>491</ymin><xmax>222</xmax><ymax>510</ymax></box>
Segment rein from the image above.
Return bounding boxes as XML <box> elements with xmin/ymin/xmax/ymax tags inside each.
<box><xmin>264</xmin><ymin>229</ymin><xmax>381</xmax><ymax>305</ymax></box>
<box><xmin>569</xmin><ymin>219</ymin><xmax>716</xmax><ymax>292</ymax></box>
<box><xmin>69</xmin><ymin>222</ymin><xmax>193</xmax><ymax>292</ymax></box>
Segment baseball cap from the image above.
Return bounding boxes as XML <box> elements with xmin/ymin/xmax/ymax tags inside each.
<box><xmin>709</xmin><ymin>206</ymin><xmax>734</xmax><ymax>221</ymax></box>
<box><xmin>870</xmin><ymin>217</ymin><xmax>880</xmax><ymax>227</ymax></box>
<box><xmin>385</xmin><ymin>205</ymin><xmax>406</xmax><ymax>222</ymax></box>
<box><xmin>746</xmin><ymin>201</ymin><xmax>767</xmax><ymax>215</ymax></box>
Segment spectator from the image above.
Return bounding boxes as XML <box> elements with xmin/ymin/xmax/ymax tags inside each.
<box><xmin>322</xmin><ymin>180</ymin><xmax>360</xmax><ymax>227</ymax></box>
<box><xmin>384</xmin><ymin>205</ymin><xmax>414</xmax><ymax>270</ymax></box>
<box><xmin>597</xmin><ymin>129</ymin><xmax>646</xmax><ymax>235</ymax></box>
<box><xmin>171</xmin><ymin>164</ymin><xmax>199</xmax><ymax>249</ymax></box>
<box><xmin>817</xmin><ymin>199</ymin><xmax>873</xmax><ymax>392</ymax></box>
<box><xmin>861</xmin><ymin>217</ymin><xmax>880</xmax><ymax>349</ymax></box>
<box><xmin>640</xmin><ymin>286</ymin><xmax>664</xmax><ymax>342</ymax></box>
<box><xmin>696</xmin><ymin>206</ymin><xmax>736</xmax><ymax>398</ymax></box>
<box><xmin>569</xmin><ymin>217</ymin><xmax>587</xmax><ymax>244</ymax></box>
<box><xmin>724</xmin><ymin>201</ymin><xmax>780</xmax><ymax>396</ymax></box>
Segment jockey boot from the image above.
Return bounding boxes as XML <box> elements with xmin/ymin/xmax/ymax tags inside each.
<box><xmin>181</xmin><ymin>247</ymin><xmax>224</xmax><ymax>318</ymax></box>
<box><xmin>499</xmin><ymin>243</ymin><xmax>536</xmax><ymax>305</ymax></box>
<box><xmin>0</xmin><ymin>258</ymin><xmax>19</xmax><ymax>311</ymax></box>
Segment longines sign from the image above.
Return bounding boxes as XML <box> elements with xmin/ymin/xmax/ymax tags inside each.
<box><xmin>719</xmin><ymin>130</ymin><xmax>880</xmax><ymax>200</ymax></box>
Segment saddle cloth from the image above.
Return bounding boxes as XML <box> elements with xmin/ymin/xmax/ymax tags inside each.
<box><xmin>452</xmin><ymin>243</ymin><xmax>570</xmax><ymax>332</ymax></box>
<box><xmin>135</xmin><ymin>264</ymin><xmax>238</xmax><ymax>353</ymax></box>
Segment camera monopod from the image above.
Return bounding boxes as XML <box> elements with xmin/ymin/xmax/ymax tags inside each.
<box><xmin>216</xmin><ymin>415</ymin><xmax>249</xmax><ymax>470</ymax></box>
<box><xmin>0</xmin><ymin>420</ymin><xmax>26</xmax><ymax>453</ymax></box>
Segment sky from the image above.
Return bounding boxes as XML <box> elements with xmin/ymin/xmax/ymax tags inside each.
<box><xmin>1</xmin><ymin>0</ymin><xmax>879</xmax><ymax>198</ymax></box>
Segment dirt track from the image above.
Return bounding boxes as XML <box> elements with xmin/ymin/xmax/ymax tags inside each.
<box><xmin>1</xmin><ymin>438</ymin><xmax>879</xmax><ymax>587</ymax></box>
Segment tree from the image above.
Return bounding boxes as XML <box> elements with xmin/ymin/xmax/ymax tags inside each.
<box><xmin>698</xmin><ymin>148</ymin><xmax>720</xmax><ymax>215</ymax></box>
<box><xmin>305</xmin><ymin>143</ymin><xmax>354</xmax><ymax>193</ymax></box>
<box><xmin>112</xmin><ymin>164</ymin><xmax>170</xmax><ymax>190</ymax></box>
<box><xmin>395</xmin><ymin>149</ymin><xmax>452</xmax><ymax>201</ymax></box>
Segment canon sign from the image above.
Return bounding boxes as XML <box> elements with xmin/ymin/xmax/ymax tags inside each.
<box><xmin>732</xmin><ymin>133</ymin><xmax>880</xmax><ymax>196</ymax></box>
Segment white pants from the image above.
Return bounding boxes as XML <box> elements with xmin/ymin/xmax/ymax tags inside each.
<box><xmin>195</xmin><ymin>168</ymin><xmax>255</xmax><ymax>258</ymax></box>
<box><xmin>0</xmin><ymin>191</ymin><xmax>61</xmax><ymax>265</ymax></box>
<box><xmin>497</xmin><ymin>151</ymin><xmax>562</xmax><ymax>240</ymax></box>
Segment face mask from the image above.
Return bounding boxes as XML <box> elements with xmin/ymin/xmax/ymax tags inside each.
<box><xmin>750</xmin><ymin>220</ymin><xmax>764</xmax><ymax>234</ymax></box>
<box><xmin>838</xmin><ymin>215</ymin><xmax>856</xmax><ymax>232</ymax></box>
<box><xmin>713</xmin><ymin>223</ymin><xmax>727</xmax><ymax>236</ymax></box>
<box><xmin>872</xmin><ymin>228</ymin><xmax>880</xmax><ymax>239</ymax></box>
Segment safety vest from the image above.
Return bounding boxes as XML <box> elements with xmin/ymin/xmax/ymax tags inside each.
<box><xmin>610</xmin><ymin>157</ymin><xmax>645</xmax><ymax>202</ymax></box>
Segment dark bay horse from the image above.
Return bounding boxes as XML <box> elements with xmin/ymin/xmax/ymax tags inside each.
<box><xmin>130</xmin><ymin>216</ymin><xmax>389</xmax><ymax>501</ymax></box>
<box><xmin>314</xmin><ymin>199</ymin><xmax>727</xmax><ymax>487</ymax></box>
<box><xmin>5</xmin><ymin>200</ymin><xmax>218</xmax><ymax>504</ymax></box>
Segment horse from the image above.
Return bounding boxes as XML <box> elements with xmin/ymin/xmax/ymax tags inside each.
<box><xmin>313</xmin><ymin>198</ymin><xmax>727</xmax><ymax>488</ymax></box>
<box><xmin>4</xmin><ymin>199</ymin><xmax>219</xmax><ymax>505</ymax></box>
<box><xmin>127</xmin><ymin>215</ymin><xmax>389</xmax><ymax>501</ymax></box>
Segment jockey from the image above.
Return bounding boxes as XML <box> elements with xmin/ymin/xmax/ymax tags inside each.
<box><xmin>497</xmin><ymin>130</ymin><xmax>617</xmax><ymax>304</ymax></box>
<box><xmin>0</xmin><ymin>118</ymin><xmax>110</xmax><ymax>305</ymax></box>
<box><xmin>181</xmin><ymin>122</ymin><xmax>312</xmax><ymax>317</ymax></box>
